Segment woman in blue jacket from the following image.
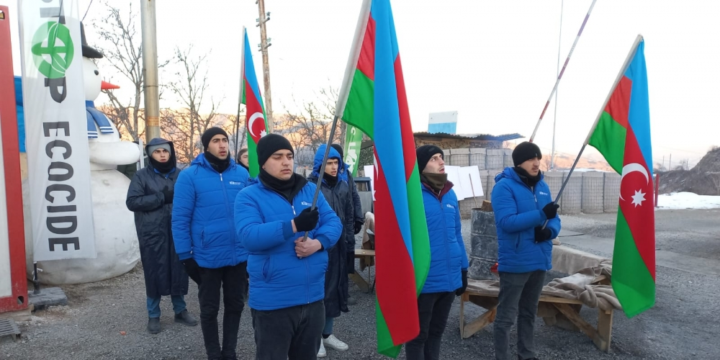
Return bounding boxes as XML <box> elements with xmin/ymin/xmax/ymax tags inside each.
<box><xmin>234</xmin><ymin>134</ymin><xmax>342</xmax><ymax>360</ymax></box>
<box><xmin>406</xmin><ymin>145</ymin><xmax>469</xmax><ymax>360</ymax></box>
<box><xmin>491</xmin><ymin>142</ymin><xmax>560</xmax><ymax>360</ymax></box>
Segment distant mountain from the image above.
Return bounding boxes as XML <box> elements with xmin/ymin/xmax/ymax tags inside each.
<box><xmin>541</xmin><ymin>151</ymin><xmax>614</xmax><ymax>172</ymax></box>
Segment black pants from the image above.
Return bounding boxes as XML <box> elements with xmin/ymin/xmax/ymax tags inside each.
<box><xmin>405</xmin><ymin>292</ymin><xmax>455</xmax><ymax>360</ymax></box>
<box><xmin>198</xmin><ymin>262</ymin><xmax>247</xmax><ymax>360</ymax></box>
<box><xmin>494</xmin><ymin>270</ymin><xmax>545</xmax><ymax>360</ymax></box>
<box><xmin>251</xmin><ymin>300</ymin><xmax>325</xmax><ymax>360</ymax></box>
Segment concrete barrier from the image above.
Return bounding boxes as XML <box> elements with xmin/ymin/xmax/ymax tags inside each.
<box><xmin>582</xmin><ymin>172</ymin><xmax>605</xmax><ymax>214</ymax></box>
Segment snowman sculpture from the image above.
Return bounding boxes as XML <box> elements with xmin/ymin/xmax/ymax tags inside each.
<box><xmin>23</xmin><ymin>25</ymin><xmax>141</xmax><ymax>285</ymax></box>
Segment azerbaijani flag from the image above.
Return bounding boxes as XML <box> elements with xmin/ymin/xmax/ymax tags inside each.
<box><xmin>241</xmin><ymin>28</ymin><xmax>269</xmax><ymax>177</ymax></box>
<box><xmin>588</xmin><ymin>36</ymin><xmax>655</xmax><ymax>318</ymax></box>
<box><xmin>334</xmin><ymin>0</ymin><xmax>431</xmax><ymax>356</ymax></box>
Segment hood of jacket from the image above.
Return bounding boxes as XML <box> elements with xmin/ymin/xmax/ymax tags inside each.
<box><xmin>311</xmin><ymin>144</ymin><xmax>343</xmax><ymax>179</ymax></box>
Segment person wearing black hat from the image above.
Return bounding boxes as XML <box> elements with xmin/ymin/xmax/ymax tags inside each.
<box><xmin>491</xmin><ymin>141</ymin><xmax>561</xmax><ymax>360</ymax></box>
<box><xmin>234</xmin><ymin>134</ymin><xmax>343</xmax><ymax>360</ymax></box>
<box><xmin>172</xmin><ymin>127</ymin><xmax>250</xmax><ymax>360</ymax></box>
<box><xmin>330</xmin><ymin>143</ymin><xmax>364</xmax><ymax>306</ymax></box>
<box><xmin>405</xmin><ymin>145</ymin><xmax>469</xmax><ymax>360</ymax></box>
<box><xmin>126</xmin><ymin>138</ymin><xmax>197</xmax><ymax>334</ymax></box>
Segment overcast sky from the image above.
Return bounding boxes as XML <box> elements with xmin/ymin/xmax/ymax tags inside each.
<box><xmin>3</xmin><ymin>0</ymin><xmax>719</xmax><ymax>167</ymax></box>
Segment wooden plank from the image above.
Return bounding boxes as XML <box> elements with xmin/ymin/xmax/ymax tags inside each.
<box><xmin>355</xmin><ymin>249</ymin><xmax>376</xmax><ymax>257</ymax></box>
<box><xmin>459</xmin><ymin>294</ymin><xmax>467</xmax><ymax>337</ymax></box>
<box><xmin>468</xmin><ymin>295</ymin><xmax>498</xmax><ymax>309</ymax></box>
<box><xmin>461</xmin><ymin>307</ymin><xmax>496</xmax><ymax>339</ymax></box>
<box><xmin>596</xmin><ymin>309</ymin><xmax>614</xmax><ymax>352</ymax></box>
<box><xmin>465</xmin><ymin>290</ymin><xmax>585</xmax><ymax>306</ymax></box>
<box><xmin>349</xmin><ymin>272</ymin><xmax>369</xmax><ymax>292</ymax></box>
<box><xmin>554</xmin><ymin>303</ymin><xmax>606</xmax><ymax>350</ymax></box>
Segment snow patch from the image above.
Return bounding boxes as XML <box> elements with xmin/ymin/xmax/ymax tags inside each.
<box><xmin>657</xmin><ymin>192</ymin><xmax>720</xmax><ymax>210</ymax></box>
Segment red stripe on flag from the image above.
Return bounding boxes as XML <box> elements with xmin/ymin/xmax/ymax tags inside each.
<box><xmin>244</xmin><ymin>79</ymin><xmax>267</xmax><ymax>143</ymax></box>
<box><xmin>374</xmin><ymin>152</ymin><xmax>420</xmax><ymax>345</ymax></box>
<box><xmin>357</xmin><ymin>15</ymin><xmax>376</xmax><ymax>81</ymax></box>
<box><xmin>605</xmin><ymin>76</ymin><xmax>632</xmax><ymax>129</ymax></box>
<box><xmin>619</xmin><ymin>128</ymin><xmax>656</xmax><ymax>280</ymax></box>
<box><xmin>394</xmin><ymin>55</ymin><xmax>416</xmax><ymax>180</ymax></box>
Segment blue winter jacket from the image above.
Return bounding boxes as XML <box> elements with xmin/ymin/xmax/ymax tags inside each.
<box><xmin>234</xmin><ymin>179</ymin><xmax>343</xmax><ymax>311</ymax></box>
<box><xmin>172</xmin><ymin>153</ymin><xmax>250</xmax><ymax>269</ymax></box>
<box><xmin>421</xmin><ymin>182</ymin><xmax>469</xmax><ymax>294</ymax></box>
<box><xmin>491</xmin><ymin>167</ymin><xmax>561</xmax><ymax>273</ymax></box>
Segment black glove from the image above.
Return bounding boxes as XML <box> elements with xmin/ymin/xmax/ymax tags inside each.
<box><xmin>534</xmin><ymin>226</ymin><xmax>553</xmax><ymax>243</ymax></box>
<box><xmin>161</xmin><ymin>186</ymin><xmax>174</xmax><ymax>204</ymax></box>
<box><xmin>455</xmin><ymin>270</ymin><xmax>468</xmax><ymax>296</ymax></box>
<box><xmin>182</xmin><ymin>258</ymin><xmax>202</xmax><ymax>285</ymax></box>
<box><xmin>542</xmin><ymin>202</ymin><xmax>559</xmax><ymax>219</ymax></box>
<box><xmin>293</xmin><ymin>207</ymin><xmax>319</xmax><ymax>232</ymax></box>
<box><xmin>354</xmin><ymin>221</ymin><xmax>364</xmax><ymax>235</ymax></box>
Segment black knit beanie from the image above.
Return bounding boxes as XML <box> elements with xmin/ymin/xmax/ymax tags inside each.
<box><xmin>512</xmin><ymin>142</ymin><xmax>542</xmax><ymax>166</ymax></box>
<box><xmin>416</xmin><ymin>145</ymin><xmax>444</xmax><ymax>173</ymax></box>
<box><xmin>256</xmin><ymin>134</ymin><xmax>294</xmax><ymax>166</ymax></box>
<box><xmin>331</xmin><ymin>144</ymin><xmax>344</xmax><ymax>159</ymax></box>
<box><xmin>201</xmin><ymin>127</ymin><xmax>229</xmax><ymax>151</ymax></box>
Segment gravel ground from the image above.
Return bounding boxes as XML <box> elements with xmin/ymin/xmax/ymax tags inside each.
<box><xmin>1</xmin><ymin>210</ymin><xmax>718</xmax><ymax>359</ymax></box>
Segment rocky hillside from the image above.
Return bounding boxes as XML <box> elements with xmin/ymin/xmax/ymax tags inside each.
<box><xmin>658</xmin><ymin>147</ymin><xmax>720</xmax><ymax>195</ymax></box>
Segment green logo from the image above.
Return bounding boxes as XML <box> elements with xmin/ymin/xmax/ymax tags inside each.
<box><xmin>31</xmin><ymin>21</ymin><xmax>74</xmax><ymax>79</ymax></box>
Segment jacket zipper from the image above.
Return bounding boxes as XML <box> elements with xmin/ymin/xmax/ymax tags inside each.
<box><xmin>262</xmin><ymin>185</ymin><xmax>312</xmax><ymax>303</ymax></box>
<box><xmin>424</xmin><ymin>187</ymin><xmax>455</xmax><ymax>289</ymax></box>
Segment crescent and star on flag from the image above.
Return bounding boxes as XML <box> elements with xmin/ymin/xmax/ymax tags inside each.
<box><xmin>620</xmin><ymin>163</ymin><xmax>649</xmax><ymax>207</ymax></box>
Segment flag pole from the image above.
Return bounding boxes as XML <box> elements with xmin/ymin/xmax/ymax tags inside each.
<box><xmin>234</xmin><ymin>26</ymin><xmax>247</xmax><ymax>158</ymax></box>
<box><xmin>529</xmin><ymin>0</ymin><xmax>598</xmax><ymax>142</ymax></box>
<box><xmin>543</xmin><ymin>34</ymin><xmax>644</xmax><ymax>228</ymax></box>
<box><xmin>301</xmin><ymin>0</ymin><xmax>371</xmax><ymax>245</ymax></box>
<box><xmin>301</xmin><ymin>115</ymin><xmax>340</xmax><ymax>245</ymax></box>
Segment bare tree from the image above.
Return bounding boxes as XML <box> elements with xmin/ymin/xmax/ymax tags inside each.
<box><xmin>93</xmin><ymin>1</ymin><xmax>171</xmax><ymax>141</ymax></box>
<box><xmin>161</xmin><ymin>46</ymin><xmax>225</xmax><ymax>163</ymax></box>
<box><xmin>275</xmin><ymin>87</ymin><xmax>341</xmax><ymax>167</ymax></box>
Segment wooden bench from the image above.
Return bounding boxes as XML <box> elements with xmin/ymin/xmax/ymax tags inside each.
<box><xmin>350</xmin><ymin>249</ymin><xmax>376</xmax><ymax>293</ymax></box>
<box><xmin>459</xmin><ymin>276</ymin><xmax>614</xmax><ymax>352</ymax></box>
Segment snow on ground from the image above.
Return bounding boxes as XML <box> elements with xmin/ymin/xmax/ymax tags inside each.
<box><xmin>657</xmin><ymin>192</ymin><xmax>720</xmax><ymax>210</ymax></box>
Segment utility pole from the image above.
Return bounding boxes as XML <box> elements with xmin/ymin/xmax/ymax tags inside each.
<box><xmin>141</xmin><ymin>0</ymin><xmax>160</xmax><ymax>142</ymax></box>
<box><xmin>257</xmin><ymin>0</ymin><xmax>274</xmax><ymax>132</ymax></box>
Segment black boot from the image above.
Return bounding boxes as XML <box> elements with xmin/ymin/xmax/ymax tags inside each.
<box><xmin>147</xmin><ymin>317</ymin><xmax>161</xmax><ymax>334</ymax></box>
<box><xmin>175</xmin><ymin>310</ymin><xmax>199</xmax><ymax>326</ymax></box>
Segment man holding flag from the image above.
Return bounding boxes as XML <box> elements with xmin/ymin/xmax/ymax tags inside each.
<box><xmin>235</xmin><ymin>134</ymin><xmax>342</xmax><ymax>360</ymax></box>
<box><xmin>491</xmin><ymin>142</ymin><xmax>560</xmax><ymax>360</ymax></box>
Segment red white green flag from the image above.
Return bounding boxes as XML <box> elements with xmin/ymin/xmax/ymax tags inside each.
<box><xmin>588</xmin><ymin>36</ymin><xmax>655</xmax><ymax>317</ymax></box>
<box><xmin>335</xmin><ymin>0</ymin><xmax>431</xmax><ymax>356</ymax></box>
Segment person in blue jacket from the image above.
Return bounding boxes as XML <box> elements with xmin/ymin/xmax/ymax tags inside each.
<box><xmin>234</xmin><ymin>134</ymin><xmax>342</xmax><ymax>360</ymax></box>
<box><xmin>406</xmin><ymin>145</ymin><xmax>469</xmax><ymax>360</ymax></box>
<box><xmin>308</xmin><ymin>145</ymin><xmax>353</xmax><ymax>357</ymax></box>
<box><xmin>172</xmin><ymin>127</ymin><xmax>250</xmax><ymax>360</ymax></box>
<box><xmin>491</xmin><ymin>142</ymin><xmax>560</xmax><ymax>360</ymax></box>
